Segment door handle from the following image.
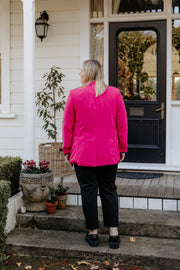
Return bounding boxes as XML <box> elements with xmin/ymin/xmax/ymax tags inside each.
<box><xmin>156</xmin><ymin>107</ymin><xmax>164</xmax><ymax>112</ymax></box>
<box><xmin>156</xmin><ymin>102</ymin><xmax>164</xmax><ymax>119</ymax></box>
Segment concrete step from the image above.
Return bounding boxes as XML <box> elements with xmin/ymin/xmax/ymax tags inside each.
<box><xmin>16</xmin><ymin>205</ymin><xmax>180</xmax><ymax>239</ymax></box>
<box><xmin>6</xmin><ymin>228</ymin><xmax>180</xmax><ymax>270</ymax></box>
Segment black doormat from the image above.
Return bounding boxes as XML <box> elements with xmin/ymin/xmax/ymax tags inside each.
<box><xmin>116</xmin><ymin>171</ymin><xmax>163</xmax><ymax>179</ymax></box>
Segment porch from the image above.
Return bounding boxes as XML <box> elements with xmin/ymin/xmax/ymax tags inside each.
<box><xmin>63</xmin><ymin>171</ymin><xmax>180</xmax><ymax>211</ymax></box>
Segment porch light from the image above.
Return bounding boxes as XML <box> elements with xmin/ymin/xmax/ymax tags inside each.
<box><xmin>35</xmin><ymin>11</ymin><xmax>49</xmax><ymax>42</ymax></box>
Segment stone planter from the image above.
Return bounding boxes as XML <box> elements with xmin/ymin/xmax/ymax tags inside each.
<box><xmin>19</xmin><ymin>172</ymin><xmax>54</xmax><ymax>211</ymax></box>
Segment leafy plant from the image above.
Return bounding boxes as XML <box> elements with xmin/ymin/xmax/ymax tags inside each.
<box><xmin>36</xmin><ymin>66</ymin><xmax>66</xmax><ymax>142</ymax></box>
<box><xmin>46</xmin><ymin>187</ymin><xmax>57</xmax><ymax>203</ymax></box>
<box><xmin>22</xmin><ymin>160</ymin><xmax>51</xmax><ymax>174</ymax></box>
<box><xmin>0</xmin><ymin>180</ymin><xmax>10</xmax><ymax>267</ymax></box>
<box><xmin>0</xmin><ymin>156</ymin><xmax>22</xmax><ymax>196</ymax></box>
<box><xmin>56</xmin><ymin>177</ymin><xmax>69</xmax><ymax>196</ymax></box>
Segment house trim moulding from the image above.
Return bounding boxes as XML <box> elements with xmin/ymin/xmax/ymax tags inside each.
<box><xmin>171</xmin><ymin>101</ymin><xmax>180</xmax><ymax>106</ymax></box>
<box><xmin>21</xmin><ymin>0</ymin><xmax>36</xmax><ymax>160</ymax></box>
<box><xmin>0</xmin><ymin>0</ymin><xmax>15</xmax><ymax>118</ymax></box>
<box><xmin>0</xmin><ymin>113</ymin><xmax>16</xmax><ymax>119</ymax></box>
<box><xmin>80</xmin><ymin>0</ymin><xmax>90</xmax><ymax>66</ymax></box>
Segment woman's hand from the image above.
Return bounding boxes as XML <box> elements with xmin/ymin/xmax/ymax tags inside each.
<box><xmin>120</xmin><ymin>153</ymin><xmax>125</xmax><ymax>162</ymax></box>
<box><xmin>65</xmin><ymin>153</ymin><xmax>70</xmax><ymax>163</ymax></box>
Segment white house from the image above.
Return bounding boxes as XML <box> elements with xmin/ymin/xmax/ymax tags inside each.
<box><xmin>0</xmin><ymin>0</ymin><xmax>180</xmax><ymax>173</ymax></box>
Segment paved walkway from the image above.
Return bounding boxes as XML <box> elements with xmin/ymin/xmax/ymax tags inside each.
<box><xmin>61</xmin><ymin>172</ymin><xmax>180</xmax><ymax>200</ymax></box>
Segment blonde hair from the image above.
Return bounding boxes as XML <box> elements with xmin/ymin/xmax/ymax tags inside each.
<box><xmin>81</xmin><ymin>60</ymin><xmax>107</xmax><ymax>97</ymax></box>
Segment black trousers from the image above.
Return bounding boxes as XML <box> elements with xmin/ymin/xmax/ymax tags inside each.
<box><xmin>74</xmin><ymin>164</ymin><xmax>119</xmax><ymax>230</ymax></box>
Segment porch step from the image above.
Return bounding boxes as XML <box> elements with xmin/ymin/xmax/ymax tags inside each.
<box><xmin>6</xmin><ymin>228</ymin><xmax>180</xmax><ymax>270</ymax></box>
<box><xmin>16</xmin><ymin>206</ymin><xmax>180</xmax><ymax>239</ymax></box>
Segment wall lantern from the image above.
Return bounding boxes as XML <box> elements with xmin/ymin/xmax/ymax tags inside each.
<box><xmin>35</xmin><ymin>11</ymin><xmax>49</xmax><ymax>42</ymax></box>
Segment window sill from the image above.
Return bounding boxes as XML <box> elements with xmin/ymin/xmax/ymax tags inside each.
<box><xmin>171</xmin><ymin>101</ymin><xmax>180</xmax><ymax>106</ymax></box>
<box><xmin>0</xmin><ymin>113</ymin><xmax>16</xmax><ymax>119</ymax></box>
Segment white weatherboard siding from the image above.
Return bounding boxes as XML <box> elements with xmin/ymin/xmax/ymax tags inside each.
<box><xmin>0</xmin><ymin>0</ymin><xmax>80</xmax><ymax>159</ymax></box>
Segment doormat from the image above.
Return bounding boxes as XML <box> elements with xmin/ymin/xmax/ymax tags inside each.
<box><xmin>116</xmin><ymin>171</ymin><xmax>163</xmax><ymax>179</ymax></box>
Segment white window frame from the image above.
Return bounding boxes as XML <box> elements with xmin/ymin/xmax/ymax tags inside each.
<box><xmin>0</xmin><ymin>0</ymin><xmax>15</xmax><ymax>118</ymax></box>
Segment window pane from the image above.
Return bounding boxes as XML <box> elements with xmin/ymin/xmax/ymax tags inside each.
<box><xmin>90</xmin><ymin>0</ymin><xmax>104</xmax><ymax>18</ymax></box>
<box><xmin>172</xmin><ymin>0</ymin><xmax>180</xmax><ymax>14</ymax></box>
<box><xmin>90</xmin><ymin>23</ymin><xmax>104</xmax><ymax>66</ymax></box>
<box><xmin>118</xmin><ymin>30</ymin><xmax>157</xmax><ymax>101</ymax></box>
<box><xmin>172</xmin><ymin>20</ymin><xmax>180</xmax><ymax>100</ymax></box>
<box><xmin>112</xmin><ymin>0</ymin><xmax>163</xmax><ymax>14</ymax></box>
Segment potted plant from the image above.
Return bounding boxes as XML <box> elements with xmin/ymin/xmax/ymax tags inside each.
<box><xmin>36</xmin><ymin>66</ymin><xmax>72</xmax><ymax>177</ymax></box>
<box><xmin>44</xmin><ymin>187</ymin><xmax>58</xmax><ymax>214</ymax></box>
<box><xmin>19</xmin><ymin>160</ymin><xmax>53</xmax><ymax>211</ymax></box>
<box><xmin>56</xmin><ymin>177</ymin><xmax>69</xmax><ymax>209</ymax></box>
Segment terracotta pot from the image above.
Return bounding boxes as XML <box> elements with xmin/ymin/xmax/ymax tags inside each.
<box><xmin>19</xmin><ymin>172</ymin><xmax>54</xmax><ymax>211</ymax></box>
<box><xmin>44</xmin><ymin>200</ymin><xmax>58</xmax><ymax>214</ymax></box>
<box><xmin>57</xmin><ymin>194</ymin><xmax>68</xmax><ymax>209</ymax></box>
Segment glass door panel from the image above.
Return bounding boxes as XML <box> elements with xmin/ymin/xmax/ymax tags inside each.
<box><xmin>90</xmin><ymin>23</ymin><xmax>104</xmax><ymax>66</ymax></box>
<box><xmin>118</xmin><ymin>30</ymin><xmax>157</xmax><ymax>101</ymax></box>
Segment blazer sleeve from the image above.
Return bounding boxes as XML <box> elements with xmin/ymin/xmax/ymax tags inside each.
<box><xmin>116</xmin><ymin>90</ymin><xmax>128</xmax><ymax>153</ymax></box>
<box><xmin>62</xmin><ymin>91</ymin><xmax>75</xmax><ymax>155</ymax></box>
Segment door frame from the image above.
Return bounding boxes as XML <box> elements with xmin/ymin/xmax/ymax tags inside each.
<box><xmin>109</xmin><ymin>20</ymin><xmax>167</xmax><ymax>163</ymax></box>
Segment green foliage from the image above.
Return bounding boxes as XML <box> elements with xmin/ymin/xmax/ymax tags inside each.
<box><xmin>46</xmin><ymin>187</ymin><xmax>58</xmax><ymax>203</ymax></box>
<box><xmin>0</xmin><ymin>180</ymin><xmax>11</xmax><ymax>267</ymax></box>
<box><xmin>0</xmin><ymin>156</ymin><xmax>22</xmax><ymax>196</ymax></box>
<box><xmin>118</xmin><ymin>31</ymin><xmax>156</xmax><ymax>76</ymax></box>
<box><xmin>56</xmin><ymin>177</ymin><xmax>69</xmax><ymax>196</ymax></box>
<box><xmin>36</xmin><ymin>66</ymin><xmax>66</xmax><ymax>142</ymax></box>
<box><xmin>172</xmin><ymin>26</ymin><xmax>180</xmax><ymax>63</ymax></box>
<box><xmin>172</xmin><ymin>26</ymin><xmax>180</xmax><ymax>50</ymax></box>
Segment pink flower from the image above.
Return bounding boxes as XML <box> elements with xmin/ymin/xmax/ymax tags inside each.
<box><xmin>22</xmin><ymin>159</ymin><xmax>50</xmax><ymax>174</ymax></box>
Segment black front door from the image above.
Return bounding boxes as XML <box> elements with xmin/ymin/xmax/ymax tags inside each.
<box><xmin>109</xmin><ymin>20</ymin><xmax>166</xmax><ymax>163</ymax></box>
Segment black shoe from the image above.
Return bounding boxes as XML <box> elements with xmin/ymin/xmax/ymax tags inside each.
<box><xmin>109</xmin><ymin>235</ymin><xmax>120</xmax><ymax>249</ymax></box>
<box><xmin>85</xmin><ymin>233</ymin><xmax>99</xmax><ymax>247</ymax></box>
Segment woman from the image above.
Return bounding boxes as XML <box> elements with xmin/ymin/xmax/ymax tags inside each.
<box><xmin>63</xmin><ymin>60</ymin><xmax>127</xmax><ymax>249</ymax></box>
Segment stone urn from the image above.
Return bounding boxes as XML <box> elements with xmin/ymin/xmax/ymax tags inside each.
<box><xmin>19</xmin><ymin>172</ymin><xmax>54</xmax><ymax>211</ymax></box>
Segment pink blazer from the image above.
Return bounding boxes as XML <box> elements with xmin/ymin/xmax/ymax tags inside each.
<box><xmin>63</xmin><ymin>81</ymin><xmax>128</xmax><ymax>166</ymax></box>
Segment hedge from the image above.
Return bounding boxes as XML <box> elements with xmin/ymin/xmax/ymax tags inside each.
<box><xmin>0</xmin><ymin>180</ymin><xmax>11</xmax><ymax>267</ymax></box>
<box><xmin>0</xmin><ymin>157</ymin><xmax>22</xmax><ymax>196</ymax></box>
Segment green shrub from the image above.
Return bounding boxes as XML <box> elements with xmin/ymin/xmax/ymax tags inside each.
<box><xmin>0</xmin><ymin>157</ymin><xmax>22</xmax><ymax>196</ymax></box>
<box><xmin>0</xmin><ymin>180</ymin><xmax>10</xmax><ymax>267</ymax></box>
